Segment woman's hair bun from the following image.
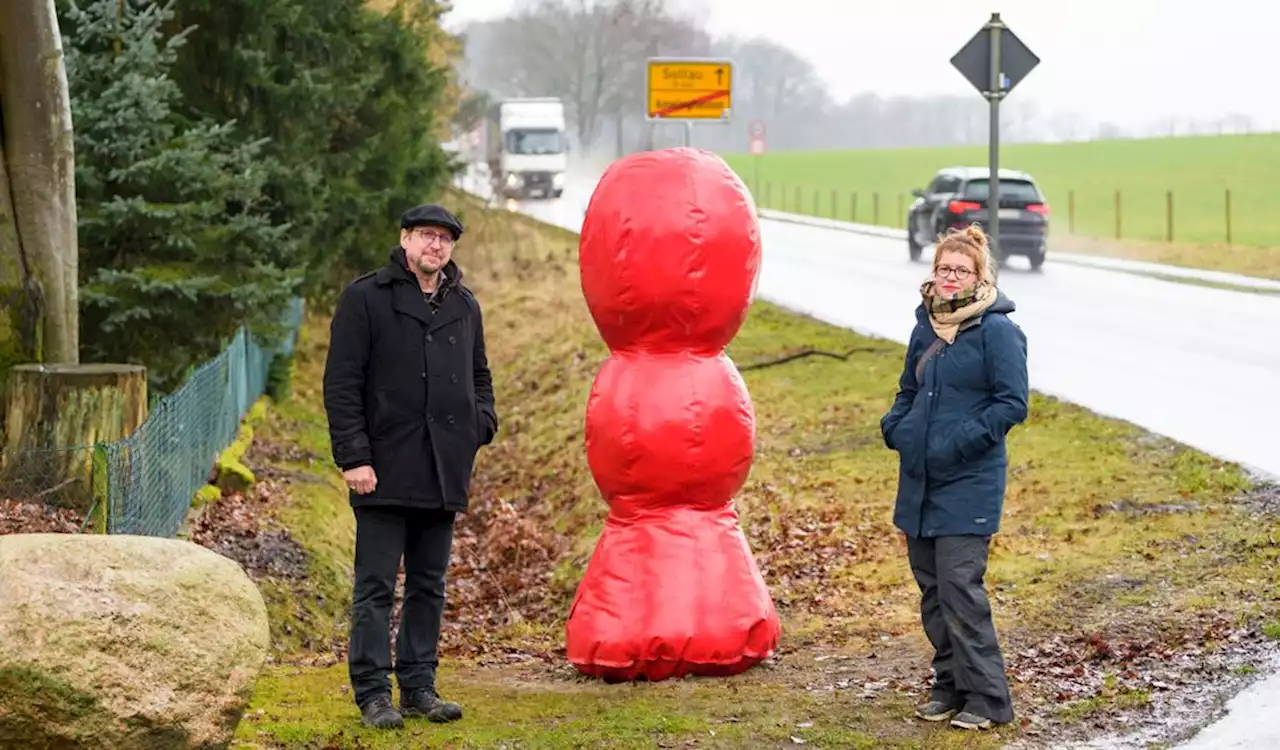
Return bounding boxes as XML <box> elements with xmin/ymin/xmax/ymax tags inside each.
<box><xmin>961</xmin><ymin>224</ymin><xmax>988</xmax><ymax>248</ymax></box>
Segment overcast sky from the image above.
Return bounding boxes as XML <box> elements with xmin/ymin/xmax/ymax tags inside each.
<box><xmin>444</xmin><ymin>0</ymin><xmax>1279</xmax><ymax>133</ymax></box>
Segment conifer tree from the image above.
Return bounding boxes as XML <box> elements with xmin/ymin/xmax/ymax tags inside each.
<box><xmin>63</xmin><ymin>0</ymin><xmax>301</xmax><ymax>393</ymax></box>
<box><xmin>168</xmin><ymin>0</ymin><xmax>454</xmax><ymax>294</ymax></box>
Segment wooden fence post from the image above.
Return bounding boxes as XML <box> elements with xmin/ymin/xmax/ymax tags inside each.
<box><xmin>1225</xmin><ymin>189</ymin><xmax>1233</xmax><ymax>245</ymax></box>
<box><xmin>1114</xmin><ymin>190</ymin><xmax>1122</xmax><ymax>239</ymax></box>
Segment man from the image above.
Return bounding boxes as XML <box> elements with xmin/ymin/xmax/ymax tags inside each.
<box><xmin>322</xmin><ymin>203</ymin><xmax>498</xmax><ymax>730</ymax></box>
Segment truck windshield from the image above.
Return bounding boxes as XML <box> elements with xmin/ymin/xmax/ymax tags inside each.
<box><xmin>506</xmin><ymin>129</ymin><xmax>564</xmax><ymax>155</ymax></box>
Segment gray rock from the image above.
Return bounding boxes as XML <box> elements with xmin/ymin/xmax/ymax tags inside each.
<box><xmin>0</xmin><ymin>533</ymin><xmax>270</xmax><ymax>749</ymax></box>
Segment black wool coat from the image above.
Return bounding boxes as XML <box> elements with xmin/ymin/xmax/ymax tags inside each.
<box><xmin>322</xmin><ymin>247</ymin><xmax>498</xmax><ymax>512</ymax></box>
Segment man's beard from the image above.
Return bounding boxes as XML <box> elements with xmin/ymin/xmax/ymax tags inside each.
<box><xmin>416</xmin><ymin>256</ymin><xmax>444</xmax><ymax>274</ymax></box>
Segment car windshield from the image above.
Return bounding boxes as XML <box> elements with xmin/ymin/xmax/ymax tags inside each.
<box><xmin>506</xmin><ymin>129</ymin><xmax>564</xmax><ymax>155</ymax></box>
<box><xmin>962</xmin><ymin>179</ymin><xmax>1042</xmax><ymax>203</ymax></box>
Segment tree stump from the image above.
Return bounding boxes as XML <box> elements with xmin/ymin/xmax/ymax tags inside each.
<box><xmin>1</xmin><ymin>364</ymin><xmax>147</xmax><ymax>513</ymax></box>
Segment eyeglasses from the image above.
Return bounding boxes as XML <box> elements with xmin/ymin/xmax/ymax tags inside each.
<box><xmin>410</xmin><ymin>228</ymin><xmax>454</xmax><ymax>247</ymax></box>
<box><xmin>935</xmin><ymin>264</ymin><xmax>974</xmax><ymax>281</ymax></box>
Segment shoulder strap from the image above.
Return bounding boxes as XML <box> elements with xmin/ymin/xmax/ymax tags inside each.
<box><xmin>914</xmin><ymin>337</ymin><xmax>947</xmax><ymax>385</ymax></box>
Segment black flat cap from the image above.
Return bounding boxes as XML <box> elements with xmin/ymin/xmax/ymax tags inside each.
<box><xmin>400</xmin><ymin>203</ymin><xmax>464</xmax><ymax>240</ymax></box>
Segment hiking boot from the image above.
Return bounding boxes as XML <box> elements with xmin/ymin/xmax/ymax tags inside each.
<box><xmin>401</xmin><ymin>686</ymin><xmax>463</xmax><ymax>723</ymax></box>
<box><xmin>914</xmin><ymin>700</ymin><xmax>958</xmax><ymax>722</ymax></box>
<box><xmin>950</xmin><ymin>711</ymin><xmax>995</xmax><ymax>730</ymax></box>
<box><xmin>359</xmin><ymin>693</ymin><xmax>404</xmax><ymax>730</ymax></box>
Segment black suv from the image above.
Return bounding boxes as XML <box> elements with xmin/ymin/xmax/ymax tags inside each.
<box><xmin>906</xmin><ymin>166</ymin><xmax>1050</xmax><ymax>270</ymax></box>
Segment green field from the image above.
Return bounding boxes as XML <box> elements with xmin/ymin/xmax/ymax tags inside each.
<box><xmin>722</xmin><ymin>133</ymin><xmax>1277</xmax><ymax>251</ymax></box>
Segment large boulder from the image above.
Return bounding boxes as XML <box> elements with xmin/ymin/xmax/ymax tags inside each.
<box><xmin>0</xmin><ymin>533</ymin><xmax>270</xmax><ymax>749</ymax></box>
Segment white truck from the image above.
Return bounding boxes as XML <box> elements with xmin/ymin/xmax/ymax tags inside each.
<box><xmin>484</xmin><ymin>97</ymin><xmax>567</xmax><ymax>200</ymax></box>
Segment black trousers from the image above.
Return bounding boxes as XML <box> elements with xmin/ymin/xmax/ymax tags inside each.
<box><xmin>349</xmin><ymin>505</ymin><xmax>456</xmax><ymax>707</ymax></box>
<box><xmin>906</xmin><ymin>534</ymin><xmax>1014</xmax><ymax>723</ymax></box>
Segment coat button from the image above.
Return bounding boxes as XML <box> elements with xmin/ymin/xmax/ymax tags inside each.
<box><xmin>427</xmin><ymin>415</ymin><xmax>434</xmax><ymax>423</ymax></box>
<box><xmin>448</xmin><ymin>335</ymin><xmax>456</xmax><ymax>345</ymax></box>
<box><xmin>450</xmin><ymin>373</ymin><xmax>458</xmax><ymax>383</ymax></box>
<box><xmin>421</xmin><ymin>371</ymin><xmax>427</xmax><ymax>379</ymax></box>
<box><xmin>446</xmin><ymin>415</ymin><xmax>455</xmax><ymax>425</ymax></box>
<box><xmin>426</xmin><ymin>334</ymin><xmax>433</xmax><ymax>343</ymax></box>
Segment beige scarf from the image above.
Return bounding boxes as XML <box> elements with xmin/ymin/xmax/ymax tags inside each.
<box><xmin>921</xmin><ymin>281</ymin><xmax>998</xmax><ymax>344</ymax></box>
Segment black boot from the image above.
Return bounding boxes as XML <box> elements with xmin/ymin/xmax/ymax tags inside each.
<box><xmin>359</xmin><ymin>692</ymin><xmax>403</xmax><ymax>729</ymax></box>
<box><xmin>401</xmin><ymin>686</ymin><xmax>463</xmax><ymax>723</ymax></box>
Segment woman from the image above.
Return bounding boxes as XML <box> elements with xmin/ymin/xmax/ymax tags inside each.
<box><xmin>879</xmin><ymin>224</ymin><xmax>1029</xmax><ymax>731</ymax></box>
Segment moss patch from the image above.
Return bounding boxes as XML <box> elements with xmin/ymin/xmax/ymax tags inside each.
<box><xmin>191</xmin><ymin>483</ymin><xmax>223</xmax><ymax>510</ymax></box>
<box><xmin>0</xmin><ymin>664</ymin><xmax>106</xmax><ymax>742</ymax></box>
<box><xmin>0</xmin><ymin>662</ymin><xmax>201</xmax><ymax>749</ymax></box>
<box><xmin>213</xmin><ymin>399</ymin><xmax>269</xmax><ymax>492</ymax></box>
<box><xmin>237</xmin><ymin>661</ymin><xmax>1004</xmax><ymax>750</ymax></box>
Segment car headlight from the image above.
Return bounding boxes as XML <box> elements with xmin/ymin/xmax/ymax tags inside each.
<box><xmin>505</xmin><ymin>172</ymin><xmax>522</xmax><ymax>187</ymax></box>
<box><xmin>552</xmin><ymin>172</ymin><xmax>565</xmax><ymax>188</ymax></box>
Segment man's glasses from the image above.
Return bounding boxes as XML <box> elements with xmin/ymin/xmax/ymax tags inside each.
<box><xmin>411</xmin><ymin>228</ymin><xmax>454</xmax><ymax>247</ymax></box>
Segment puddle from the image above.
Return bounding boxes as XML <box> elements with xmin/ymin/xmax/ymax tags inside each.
<box><xmin>1030</xmin><ymin>650</ymin><xmax>1280</xmax><ymax>750</ymax></box>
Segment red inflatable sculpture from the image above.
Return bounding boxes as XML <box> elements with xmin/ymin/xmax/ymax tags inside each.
<box><xmin>565</xmin><ymin>147</ymin><xmax>782</xmax><ymax>682</ymax></box>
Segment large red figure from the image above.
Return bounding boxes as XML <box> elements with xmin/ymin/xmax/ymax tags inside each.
<box><xmin>565</xmin><ymin>147</ymin><xmax>782</xmax><ymax>682</ymax></box>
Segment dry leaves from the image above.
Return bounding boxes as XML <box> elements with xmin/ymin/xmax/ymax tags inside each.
<box><xmin>189</xmin><ymin>480</ymin><xmax>309</xmax><ymax>582</ymax></box>
<box><xmin>745</xmin><ymin>499</ymin><xmax>899</xmax><ymax>616</ymax></box>
<box><xmin>0</xmin><ymin>498</ymin><xmax>85</xmax><ymax>535</ymax></box>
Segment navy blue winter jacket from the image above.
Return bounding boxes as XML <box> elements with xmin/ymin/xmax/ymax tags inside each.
<box><xmin>879</xmin><ymin>291</ymin><xmax>1029</xmax><ymax>539</ymax></box>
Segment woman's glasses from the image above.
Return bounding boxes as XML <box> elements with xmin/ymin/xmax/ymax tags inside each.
<box><xmin>935</xmin><ymin>265</ymin><xmax>974</xmax><ymax>281</ymax></box>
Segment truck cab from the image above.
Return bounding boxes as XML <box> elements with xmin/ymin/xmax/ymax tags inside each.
<box><xmin>486</xmin><ymin>98</ymin><xmax>568</xmax><ymax>200</ymax></box>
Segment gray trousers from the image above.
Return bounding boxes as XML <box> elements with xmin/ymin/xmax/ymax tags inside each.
<box><xmin>349</xmin><ymin>506</ymin><xmax>455</xmax><ymax>708</ymax></box>
<box><xmin>906</xmin><ymin>534</ymin><xmax>1014</xmax><ymax>723</ymax></box>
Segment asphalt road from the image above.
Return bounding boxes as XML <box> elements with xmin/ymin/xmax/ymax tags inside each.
<box><xmin>464</xmin><ymin>166</ymin><xmax>1280</xmax><ymax>749</ymax></box>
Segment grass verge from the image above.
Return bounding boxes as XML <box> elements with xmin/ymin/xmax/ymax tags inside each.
<box><xmin>722</xmin><ymin>133</ymin><xmax>1280</xmax><ymax>280</ymax></box>
<box><xmin>226</xmin><ymin>191</ymin><xmax>1280</xmax><ymax>749</ymax></box>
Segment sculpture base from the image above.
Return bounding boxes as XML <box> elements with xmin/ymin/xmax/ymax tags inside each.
<box><xmin>564</xmin><ymin>504</ymin><xmax>781</xmax><ymax>682</ymax></box>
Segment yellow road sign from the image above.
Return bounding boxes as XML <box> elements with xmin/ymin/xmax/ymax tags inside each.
<box><xmin>646</xmin><ymin>59</ymin><xmax>733</xmax><ymax>120</ymax></box>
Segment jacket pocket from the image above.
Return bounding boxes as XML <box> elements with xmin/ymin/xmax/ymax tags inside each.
<box><xmin>954</xmin><ymin>418</ymin><xmax>993</xmax><ymax>462</ymax></box>
<box><xmin>369</xmin><ymin>389</ymin><xmax>419</xmax><ymax>440</ymax></box>
<box><xmin>894</xmin><ymin>410</ymin><xmax>924</xmax><ymax>475</ymax></box>
<box><xmin>471</xmin><ymin>403</ymin><xmax>485</xmax><ymax>445</ymax></box>
<box><xmin>926</xmin><ymin>422</ymin><xmax>965</xmax><ymax>472</ymax></box>
<box><xmin>367</xmin><ymin>390</ymin><xmax>388</xmax><ymax>438</ymax></box>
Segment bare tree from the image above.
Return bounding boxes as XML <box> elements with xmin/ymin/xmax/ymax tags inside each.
<box><xmin>464</xmin><ymin>0</ymin><xmax>647</xmax><ymax>148</ymax></box>
<box><xmin>459</xmin><ymin>2</ymin><xmax>1109</xmax><ymax>154</ymax></box>
<box><xmin>463</xmin><ymin>0</ymin><xmax>715</xmax><ymax>153</ymax></box>
<box><xmin>0</xmin><ymin>0</ymin><xmax>79</xmax><ymax>365</ymax></box>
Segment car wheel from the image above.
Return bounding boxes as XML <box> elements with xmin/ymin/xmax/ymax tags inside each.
<box><xmin>1028</xmin><ymin>250</ymin><xmax>1046</xmax><ymax>271</ymax></box>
